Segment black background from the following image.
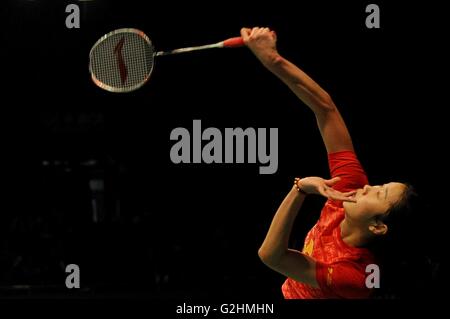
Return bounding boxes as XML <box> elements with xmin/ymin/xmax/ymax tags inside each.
<box><xmin>1</xmin><ymin>0</ymin><xmax>448</xmax><ymax>315</ymax></box>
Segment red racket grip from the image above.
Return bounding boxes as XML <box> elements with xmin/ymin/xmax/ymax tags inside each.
<box><xmin>223</xmin><ymin>37</ymin><xmax>245</xmax><ymax>48</ymax></box>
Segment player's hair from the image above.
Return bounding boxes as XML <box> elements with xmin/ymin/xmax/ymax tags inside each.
<box><xmin>370</xmin><ymin>184</ymin><xmax>433</xmax><ymax>298</ymax></box>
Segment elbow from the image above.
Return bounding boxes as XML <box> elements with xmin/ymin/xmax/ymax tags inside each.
<box><xmin>258</xmin><ymin>247</ymin><xmax>279</xmax><ymax>267</ymax></box>
<box><xmin>258</xmin><ymin>247</ymin><xmax>268</xmax><ymax>263</ymax></box>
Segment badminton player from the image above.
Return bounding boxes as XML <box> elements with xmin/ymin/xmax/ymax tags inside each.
<box><xmin>241</xmin><ymin>27</ymin><xmax>416</xmax><ymax>298</ymax></box>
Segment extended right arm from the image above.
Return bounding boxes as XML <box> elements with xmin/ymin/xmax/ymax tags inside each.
<box><xmin>241</xmin><ymin>27</ymin><xmax>354</xmax><ymax>154</ymax></box>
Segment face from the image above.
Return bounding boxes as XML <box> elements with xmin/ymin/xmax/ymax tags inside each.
<box><xmin>343</xmin><ymin>182</ymin><xmax>407</xmax><ymax>224</ymax></box>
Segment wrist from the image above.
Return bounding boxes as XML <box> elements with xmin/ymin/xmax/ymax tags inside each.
<box><xmin>260</xmin><ymin>50</ymin><xmax>282</xmax><ymax>68</ymax></box>
<box><xmin>293</xmin><ymin>178</ymin><xmax>308</xmax><ymax>195</ymax></box>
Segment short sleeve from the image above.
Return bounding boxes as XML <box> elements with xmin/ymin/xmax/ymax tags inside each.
<box><xmin>316</xmin><ymin>260</ymin><xmax>372</xmax><ymax>299</ymax></box>
<box><xmin>328</xmin><ymin>151</ymin><xmax>368</xmax><ymax>193</ymax></box>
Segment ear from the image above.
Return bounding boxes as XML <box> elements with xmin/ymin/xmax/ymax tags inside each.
<box><xmin>369</xmin><ymin>221</ymin><xmax>388</xmax><ymax>236</ymax></box>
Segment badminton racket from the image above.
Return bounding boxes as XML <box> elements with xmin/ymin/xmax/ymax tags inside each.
<box><xmin>89</xmin><ymin>28</ymin><xmax>244</xmax><ymax>93</ymax></box>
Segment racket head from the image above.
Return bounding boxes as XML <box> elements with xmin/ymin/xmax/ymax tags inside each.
<box><xmin>89</xmin><ymin>28</ymin><xmax>155</xmax><ymax>93</ymax></box>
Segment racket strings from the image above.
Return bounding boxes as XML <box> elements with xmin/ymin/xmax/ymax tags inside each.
<box><xmin>90</xmin><ymin>31</ymin><xmax>154</xmax><ymax>92</ymax></box>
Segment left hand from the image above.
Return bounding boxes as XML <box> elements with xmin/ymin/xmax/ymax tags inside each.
<box><xmin>294</xmin><ymin>176</ymin><xmax>357</xmax><ymax>202</ymax></box>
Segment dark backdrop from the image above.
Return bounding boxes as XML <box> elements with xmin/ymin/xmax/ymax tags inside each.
<box><xmin>1</xmin><ymin>0</ymin><xmax>447</xmax><ymax>311</ymax></box>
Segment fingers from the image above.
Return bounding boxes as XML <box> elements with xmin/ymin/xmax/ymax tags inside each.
<box><xmin>292</xmin><ymin>176</ymin><xmax>356</xmax><ymax>202</ymax></box>
<box><xmin>242</xmin><ymin>27</ymin><xmax>274</xmax><ymax>39</ymax></box>
<box><xmin>325</xmin><ymin>177</ymin><xmax>341</xmax><ymax>186</ymax></box>
<box><xmin>240</xmin><ymin>28</ymin><xmax>251</xmax><ymax>41</ymax></box>
<box><xmin>326</xmin><ymin>189</ymin><xmax>357</xmax><ymax>202</ymax></box>
<box><xmin>333</xmin><ymin>195</ymin><xmax>357</xmax><ymax>203</ymax></box>
<box><xmin>271</xmin><ymin>30</ymin><xmax>277</xmax><ymax>41</ymax></box>
<box><xmin>251</xmin><ymin>27</ymin><xmax>265</xmax><ymax>36</ymax></box>
<box><xmin>255</xmin><ymin>27</ymin><xmax>272</xmax><ymax>37</ymax></box>
<box><xmin>342</xmin><ymin>190</ymin><xmax>357</xmax><ymax>197</ymax></box>
<box><xmin>319</xmin><ymin>186</ymin><xmax>357</xmax><ymax>202</ymax></box>
<box><xmin>318</xmin><ymin>185</ymin><xmax>329</xmax><ymax>198</ymax></box>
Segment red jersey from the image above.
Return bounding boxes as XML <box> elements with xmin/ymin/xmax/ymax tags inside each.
<box><xmin>282</xmin><ymin>151</ymin><xmax>376</xmax><ymax>299</ymax></box>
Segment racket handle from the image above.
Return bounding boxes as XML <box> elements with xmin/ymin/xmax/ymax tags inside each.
<box><xmin>223</xmin><ymin>37</ymin><xmax>245</xmax><ymax>48</ymax></box>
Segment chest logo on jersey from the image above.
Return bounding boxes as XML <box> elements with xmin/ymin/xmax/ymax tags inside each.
<box><xmin>303</xmin><ymin>239</ymin><xmax>314</xmax><ymax>256</ymax></box>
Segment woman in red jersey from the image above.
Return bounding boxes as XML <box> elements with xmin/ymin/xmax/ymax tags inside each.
<box><xmin>241</xmin><ymin>27</ymin><xmax>415</xmax><ymax>299</ymax></box>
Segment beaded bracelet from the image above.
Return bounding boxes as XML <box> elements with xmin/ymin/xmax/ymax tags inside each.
<box><xmin>294</xmin><ymin>178</ymin><xmax>307</xmax><ymax>195</ymax></box>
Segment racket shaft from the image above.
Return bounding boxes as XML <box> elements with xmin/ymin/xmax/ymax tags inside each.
<box><xmin>156</xmin><ymin>37</ymin><xmax>244</xmax><ymax>57</ymax></box>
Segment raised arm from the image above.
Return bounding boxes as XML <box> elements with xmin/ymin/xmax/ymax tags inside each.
<box><xmin>258</xmin><ymin>177</ymin><xmax>356</xmax><ymax>286</ymax></box>
<box><xmin>241</xmin><ymin>27</ymin><xmax>354</xmax><ymax>154</ymax></box>
<box><xmin>258</xmin><ymin>185</ymin><xmax>318</xmax><ymax>287</ymax></box>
